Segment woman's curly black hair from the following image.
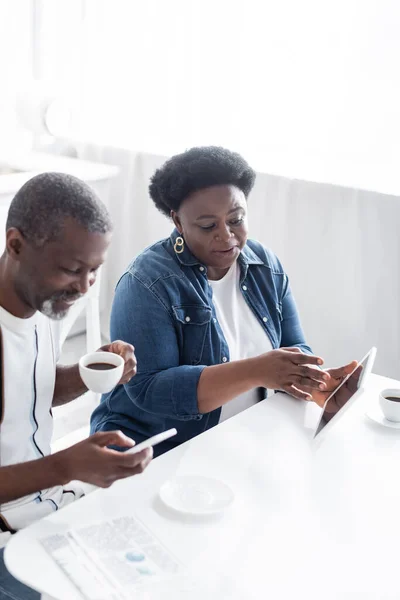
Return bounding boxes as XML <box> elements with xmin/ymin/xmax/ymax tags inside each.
<box><xmin>149</xmin><ymin>146</ymin><xmax>256</xmax><ymax>217</ymax></box>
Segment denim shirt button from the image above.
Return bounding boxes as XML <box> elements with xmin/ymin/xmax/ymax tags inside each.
<box><xmin>213</xmin><ymin>317</ymin><xmax>217</xmax><ymax>323</ymax></box>
<box><xmin>199</xmin><ymin>266</ymin><xmax>205</xmax><ymax>272</ymax></box>
<box><xmin>242</xmin><ymin>285</ymin><xmax>247</xmax><ymax>291</ymax></box>
<box><xmin>222</xmin><ymin>356</ymin><xmax>228</xmax><ymax>362</ymax></box>
<box><xmin>185</xmin><ymin>316</ymin><xmax>191</xmax><ymax>322</ymax></box>
<box><xmin>263</xmin><ymin>316</ymin><xmax>268</xmax><ymax>322</ymax></box>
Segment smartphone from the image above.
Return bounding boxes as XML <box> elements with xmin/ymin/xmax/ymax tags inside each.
<box><xmin>126</xmin><ymin>428</ymin><xmax>177</xmax><ymax>454</ymax></box>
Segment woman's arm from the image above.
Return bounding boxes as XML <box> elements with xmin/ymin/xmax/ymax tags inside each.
<box><xmin>111</xmin><ymin>273</ymin><xmax>328</xmax><ymax>418</ymax></box>
<box><xmin>197</xmin><ymin>349</ymin><xmax>327</xmax><ymax>412</ymax></box>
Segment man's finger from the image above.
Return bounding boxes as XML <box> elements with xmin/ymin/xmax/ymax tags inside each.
<box><xmin>117</xmin><ymin>447</ymin><xmax>153</xmax><ymax>468</ymax></box>
<box><xmin>122</xmin><ymin>363</ymin><xmax>137</xmax><ymax>375</ymax></box>
<box><xmin>111</xmin><ymin>340</ymin><xmax>135</xmax><ymax>354</ymax></box>
<box><xmin>283</xmin><ymin>347</ymin><xmax>302</xmax><ymax>353</ymax></box>
<box><xmin>120</xmin><ymin>364</ymin><xmax>137</xmax><ymax>383</ymax></box>
<box><xmin>91</xmin><ymin>430</ymin><xmax>135</xmax><ymax>449</ymax></box>
<box><xmin>116</xmin><ymin>460</ymin><xmax>152</xmax><ymax>480</ymax></box>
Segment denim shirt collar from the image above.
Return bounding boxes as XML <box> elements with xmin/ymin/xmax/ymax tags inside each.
<box><xmin>170</xmin><ymin>229</ymin><xmax>264</xmax><ymax>275</ymax></box>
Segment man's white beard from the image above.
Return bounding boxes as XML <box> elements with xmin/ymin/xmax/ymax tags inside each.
<box><xmin>40</xmin><ymin>299</ymin><xmax>68</xmax><ymax>320</ymax></box>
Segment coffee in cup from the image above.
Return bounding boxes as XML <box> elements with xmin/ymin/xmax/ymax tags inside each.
<box><xmin>86</xmin><ymin>363</ymin><xmax>116</xmax><ymax>371</ymax></box>
<box><xmin>379</xmin><ymin>388</ymin><xmax>400</xmax><ymax>422</ymax></box>
<box><xmin>79</xmin><ymin>351</ymin><xmax>124</xmax><ymax>393</ymax></box>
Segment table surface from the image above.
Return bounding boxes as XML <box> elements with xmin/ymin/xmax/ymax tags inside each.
<box><xmin>6</xmin><ymin>373</ymin><xmax>400</xmax><ymax>600</ymax></box>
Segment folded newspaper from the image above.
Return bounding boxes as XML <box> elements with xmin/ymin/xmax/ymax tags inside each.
<box><xmin>40</xmin><ymin>514</ymin><xmax>189</xmax><ymax>600</ymax></box>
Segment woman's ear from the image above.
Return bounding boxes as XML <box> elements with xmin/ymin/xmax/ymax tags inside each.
<box><xmin>171</xmin><ymin>210</ymin><xmax>183</xmax><ymax>234</ymax></box>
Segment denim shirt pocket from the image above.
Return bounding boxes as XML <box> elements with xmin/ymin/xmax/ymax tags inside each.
<box><xmin>172</xmin><ymin>304</ymin><xmax>212</xmax><ymax>366</ymax></box>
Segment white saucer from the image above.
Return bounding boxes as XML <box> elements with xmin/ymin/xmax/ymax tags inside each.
<box><xmin>159</xmin><ymin>475</ymin><xmax>234</xmax><ymax>516</ymax></box>
<box><xmin>365</xmin><ymin>406</ymin><xmax>400</xmax><ymax>429</ymax></box>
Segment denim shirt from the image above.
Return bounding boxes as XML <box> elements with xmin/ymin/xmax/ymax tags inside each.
<box><xmin>91</xmin><ymin>229</ymin><xmax>312</xmax><ymax>456</ymax></box>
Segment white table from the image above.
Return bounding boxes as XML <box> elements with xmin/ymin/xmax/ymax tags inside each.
<box><xmin>5</xmin><ymin>372</ymin><xmax>400</xmax><ymax>599</ymax></box>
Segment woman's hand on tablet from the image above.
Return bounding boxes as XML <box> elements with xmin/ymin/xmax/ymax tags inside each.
<box><xmin>308</xmin><ymin>360</ymin><xmax>358</xmax><ymax>408</ymax></box>
<box><xmin>254</xmin><ymin>347</ymin><xmax>329</xmax><ymax>401</ymax></box>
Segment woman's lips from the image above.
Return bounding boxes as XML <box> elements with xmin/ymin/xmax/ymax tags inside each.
<box><xmin>212</xmin><ymin>246</ymin><xmax>238</xmax><ymax>254</ymax></box>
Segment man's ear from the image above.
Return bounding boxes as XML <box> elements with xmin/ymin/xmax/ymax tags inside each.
<box><xmin>6</xmin><ymin>228</ymin><xmax>25</xmax><ymax>260</ymax></box>
<box><xmin>171</xmin><ymin>210</ymin><xmax>183</xmax><ymax>234</ymax></box>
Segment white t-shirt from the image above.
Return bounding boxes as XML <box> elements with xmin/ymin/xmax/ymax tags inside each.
<box><xmin>0</xmin><ymin>306</ymin><xmax>83</xmax><ymax>532</ymax></box>
<box><xmin>209</xmin><ymin>262</ymin><xmax>273</xmax><ymax>422</ymax></box>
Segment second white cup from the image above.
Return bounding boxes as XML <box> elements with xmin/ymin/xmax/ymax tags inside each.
<box><xmin>379</xmin><ymin>388</ymin><xmax>400</xmax><ymax>423</ymax></box>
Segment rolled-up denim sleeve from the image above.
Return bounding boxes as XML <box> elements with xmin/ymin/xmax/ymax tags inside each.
<box><xmin>280</xmin><ymin>273</ymin><xmax>313</xmax><ymax>355</ymax></box>
<box><xmin>110</xmin><ymin>272</ymin><xmax>204</xmax><ymax>421</ymax></box>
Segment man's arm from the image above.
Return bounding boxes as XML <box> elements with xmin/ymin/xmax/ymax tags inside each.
<box><xmin>53</xmin><ymin>341</ymin><xmax>137</xmax><ymax>406</ymax></box>
<box><xmin>0</xmin><ymin>452</ymin><xmax>73</xmax><ymax>505</ymax></box>
<box><xmin>0</xmin><ymin>431</ymin><xmax>152</xmax><ymax>504</ymax></box>
<box><xmin>53</xmin><ymin>364</ymin><xmax>87</xmax><ymax>406</ymax></box>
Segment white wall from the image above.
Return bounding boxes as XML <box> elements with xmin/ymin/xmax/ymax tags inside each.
<box><xmin>40</xmin><ymin>0</ymin><xmax>400</xmax><ymax>164</ymax></box>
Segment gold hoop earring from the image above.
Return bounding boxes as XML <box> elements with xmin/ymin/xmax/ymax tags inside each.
<box><xmin>174</xmin><ymin>236</ymin><xmax>185</xmax><ymax>254</ymax></box>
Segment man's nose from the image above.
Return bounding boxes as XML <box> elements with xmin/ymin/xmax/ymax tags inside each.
<box><xmin>76</xmin><ymin>272</ymin><xmax>96</xmax><ymax>295</ymax></box>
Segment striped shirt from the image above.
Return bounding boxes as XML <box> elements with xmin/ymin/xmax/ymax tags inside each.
<box><xmin>0</xmin><ymin>306</ymin><xmax>83</xmax><ymax>532</ymax></box>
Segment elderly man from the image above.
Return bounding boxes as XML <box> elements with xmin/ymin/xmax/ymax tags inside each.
<box><xmin>0</xmin><ymin>173</ymin><xmax>152</xmax><ymax>599</ymax></box>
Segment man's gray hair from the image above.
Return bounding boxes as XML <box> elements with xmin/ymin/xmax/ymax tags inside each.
<box><xmin>6</xmin><ymin>172</ymin><xmax>112</xmax><ymax>245</ymax></box>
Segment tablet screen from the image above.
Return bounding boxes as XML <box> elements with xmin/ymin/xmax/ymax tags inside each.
<box><xmin>314</xmin><ymin>352</ymin><xmax>370</xmax><ymax>437</ymax></box>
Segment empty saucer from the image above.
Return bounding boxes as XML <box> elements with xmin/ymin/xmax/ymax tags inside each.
<box><xmin>159</xmin><ymin>475</ymin><xmax>234</xmax><ymax>516</ymax></box>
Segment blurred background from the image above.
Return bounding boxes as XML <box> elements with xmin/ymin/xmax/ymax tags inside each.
<box><xmin>1</xmin><ymin>0</ymin><xmax>400</xmax><ymax>403</ymax></box>
<box><xmin>2</xmin><ymin>0</ymin><xmax>400</xmax><ymax>159</ymax></box>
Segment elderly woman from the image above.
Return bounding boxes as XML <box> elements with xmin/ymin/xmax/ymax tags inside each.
<box><xmin>91</xmin><ymin>146</ymin><xmax>356</xmax><ymax>455</ymax></box>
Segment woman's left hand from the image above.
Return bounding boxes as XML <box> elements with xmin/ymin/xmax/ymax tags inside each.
<box><xmin>98</xmin><ymin>340</ymin><xmax>137</xmax><ymax>385</ymax></box>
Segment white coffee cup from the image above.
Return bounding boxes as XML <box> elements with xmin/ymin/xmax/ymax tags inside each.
<box><xmin>79</xmin><ymin>351</ymin><xmax>124</xmax><ymax>393</ymax></box>
<box><xmin>379</xmin><ymin>388</ymin><xmax>400</xmax><ymax>422</ymax></box>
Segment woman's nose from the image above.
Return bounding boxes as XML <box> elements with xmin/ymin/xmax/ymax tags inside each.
<box><xmin>216</xmin><ymin>224</ymin><xmax>232</xmax><ymax>242</ymax></box>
